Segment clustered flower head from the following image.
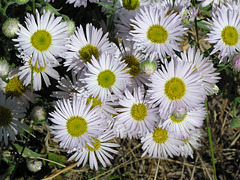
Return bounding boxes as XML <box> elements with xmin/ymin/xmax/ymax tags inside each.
<box><xmin>1</xmin><ymin>0</ymin><xmax>231</xmax><ymax>172</ymax></box>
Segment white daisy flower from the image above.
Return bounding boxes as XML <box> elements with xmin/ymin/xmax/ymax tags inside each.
<box><xmin>83</xmin><ymin>53</ymin><xmax>131</xmax><ymax>102</ymax></box>
<box><xmin>0</xmin><ymin>91</ymin><xmax>28</xmax><ymax>146</ymax></box>
<box><xmin>147</xmin><ymin>58</ymin><xmax>205</xmax><ymax>117</ymax></box>
<box><xmin>51</xmin><ymin>70</ymin><xmax>84</xmax><ymax>100</ymax></box>
<box><xmin>130</xmin><ymin>4</ymin><xmax>187</xmax><ymax>61</ymax></box>
<box><xmin>206</xmin><ymin>6</ymin><xmax>240</xmax><ymax>61</ymax></box>
<box><xmin>64</xmin><ymin>23</ymin><xmax>116</xmax><ymax>74</ymax></box>
<box><xmin>18</xmin><ymin>57</ymin><xmax>59</xmax><ymax>91</ymax></box>
<box><xmin>66</xmin><ymin>0</ymin><xmax>99</xmax><ymax>8</ymax></box>
<box><xmin>180</xmin><ymin>129</ymin><xmax>202</xmax><ymax>158</ymax></box>
<box><xmin>116</xmin><ymin>0</ymin><xmax>150</xmax><ymax>15</ymax></box>
<box><xmin>0</xmin><ymin>73</ymin><xmax>39</xmax><ymax>108</ymax></box>
<box><xmin>115</xmin><ymin>87</ymin><xmax>159</xmax><ymax>137</ymax></box>
<box><xmin>179</xmin><ymin>47</ymin><xmax>220</xmax><ymax>95</ymax></box>
<box><xmin>49</xmin><ymin>96</ymin><xmax>107</xmax><ymax>150</ymax></box>
<box><xmin>141</xmin><ymin>126</ymin><xmax>183</xmax><ymax>159</ymax></box>
<box><xmin>13</xmin><ymin>9</ymin><xmax>69</xmax><ymax>68</ymax></box>
<box><xmin>68</xmin><ymin>129</ymin><xmax>120</xmax><ymax>171</ymax></box>
<box><xmin>118</xmin><ymin>40</ymin><xmax>149</xmax><ymax>87</ymax></box>
<box><xmin>161</xmin><ymin>105</ymin><xmax>206</xmax><ymax>139</ymax></box>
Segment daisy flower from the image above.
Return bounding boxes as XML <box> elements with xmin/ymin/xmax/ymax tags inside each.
<box><xmin>51</xmin><ymin>70</ymin><xmax>84</xmax><ymax>100</ymax></box>
<box><xmin>206</xmin><ymin>6</ymin><xmax>240</xmax><ymax>61</ymax></box>
<box><xmin>18</xmin><ymin>57</ymin><xmax>59</xmax><ymax>91</ymax></box>
<box><xmin>83</xmin><ymin>53</ymin><xmax>131</xmax><ymax>102</ymax></box>
<box><xmin>66</xmin><ymin>0</ymin><xmax>99</xmax><ymax>8</ymax></box>
<box><xmin>49</xmin><ymin>95</ymin><xmax>107</xmax><ymax>150</ymax></box>
<box><xmin>68</xmin><ymin>129</ymin><xmax>120</xmax><ymax>170</ymax></box>
<box><xmin>147</xmin><ymin>58</ymin><xmax>205</xmax><ymax>117</ymax></box>
<box><xmin>161</xmin><ymin>105</ymin><xmax>206</xmax><ymax>139</ymax></box>
<box><xmin>116</xmin><ymin>0</ymin><xmax>150</xmax><ymax>15</ymax></box>
<box><xmin>141</xmin><ymin>125</ymin><xmax>183</xmax><ymax>159</ymax></box>
<box><xmin>13</xmin><ymin>9</ymin><xmax>69</xmax><ymax>68</ymax></box>
<box><xmin>179</xmin><ymin>129</ymin><xmax>202</xmax><ymax>158</ymax></box>
<box><xmin>0</xmin><ymin>72</ymin><xmax>39</xmax><ymax>108</ymax></box>
<box><xmin>115</xmin><ymin>87</ymin><xmax>159</xmax><ymax>137</ymax></box>
<box><xmin>118</xmin><ymin>40</ymin><xmax>149</xmax><ymax>87</ymax></box>
<box><xmin>0</xmin><ymin>91</ymin><xmax>28</xmax><ymax>146</ymax></box>
<box><xmin>130</xmin><ymin>4</ymin><xmax>187</xmax><ymax>61</ymax></box>
<box><xmin>64</xmin><ymin>23</ymin><xmax>116</xmax><ymax>74</ymax></box>
<box><xmin>179</xmin><ymin>47</ymin><xmax>220</xmax><ymax>95</ymax></box>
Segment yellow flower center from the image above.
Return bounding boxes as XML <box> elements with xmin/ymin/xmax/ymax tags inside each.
<box><xmin>122</xmin><ymin>0</ymin><xmax>139</xmax><ymax>10</ymax></box>
<box><xmin>97</xmin><ymin>70</ymin><xmax>116</xmax><ymax>88</ymax></box>
<box><xmin>66</xmin><ymin>116</ymin><xmax>88</xmax><ymax>137</ymax></box>
<box><xmin>79</xmin><ymin>44</ymin><xmax>100</xmax><ymax>63</ymax></box>
<box><xmin>152</xmin><ymin>127</ymin><xmax>168</xmax><ymax>144</ymax></box>
<box><xmin>5</xmin><ymin>76</ymin><xmax>25</xmax><ymax>96</ymax></box>
<box><xmin>147</xmin><ymin>25</ymin><xmax>168</xmax><ymax>44</ymax></box>
<box><xmin>0</xmin><ymin>105</ymin><xmax>12</xmax><ymax>127</ymax></box>
<box><xmin>131</xmin><ymin>103</ymin><xmax>147</xmax><ymax>121</ymax></box>
<box><xmin>164</xmin><ymin>77</ymin><xmax>186</xmax><ymax>100</ymax></box>
<box><xmin>86</xmin><ymin>137</ymin><xmax>101</xmax><ymax>151</ymax></box>
<box><xmin>221</xmin><ymin>26</ymin><xmax>239</xmax><ymax>46</ymax></box>
<box><xmin>29</xmin><ymin>59</ymin><xmax>46</xmax><ymax>73</ymax></box>
<box><xmin>121</xmin><ymin>56</ymin><xmax>140</xmax><ymax>78</ymax></box>
<box><xmin>86</xmin><ymin>96</ymin><xmax>102</xmax><ymax>109</ymax></box>
<box><xmin>31</xmin><ymin>30</ymin><xmax>52</xmax><ymax>51</ymax></box>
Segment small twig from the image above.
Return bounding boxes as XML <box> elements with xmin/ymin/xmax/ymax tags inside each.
<box><xmin>43</xmin><ymin>162</ymin><xmax>77</xmax><ymax>180</ymax></box>
<box><xmin>230</xmin><ymin>133</ymin><xmax>240</xmax><ymax>147</ymax></box>
<box><xmin>154</xmin><ymin>159</ymin><xmax>161</xmax><ymax>180</ymax></box>
<box><xmin>190</xmin><ymin>156</ymin><xmax>199</xmax><ymax>180</ymax></box>
<box><xmin>37</xmin><ymin>156</ymin><xmax>66</xmax><ymax>168</ymax></box>
<box><xmin>197</xmin><ymin>152</ymin><xmax>213</xmax><ymax>180</ymax></box>
<box><xmin>179</xmin><ymin>159</ymin><xmax>185</xmax><ymax>180</ymax></box>
<box><xmin>147</xmin><ymin>159</ymin><xmax>155</xmax><ymax>179</ymax></box>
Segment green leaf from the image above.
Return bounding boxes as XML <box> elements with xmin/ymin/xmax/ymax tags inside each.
<box><xmin>230</xmin><ymin>117</ymin><xmax>240</xmax><ymax>128</ymax></box>
<box><xmin>48</xmin><ymin>152</ymin><xmax>68</xmax><ymax>165</ymax></box>
<box><xmin>13</xmin><ymin>144</ymin><xmax>45</xmax><ymax>158</ymax></box>
<box><xmin>96</xmin><ymin>2</ymin><xmax>115</xmax><ymax>11</ymax></box>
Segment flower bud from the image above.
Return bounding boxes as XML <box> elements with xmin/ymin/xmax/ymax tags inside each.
<box><xmin>2</xmin><ymin>18</ymin><xmax>19</xmax><ymax>37</ymax></box>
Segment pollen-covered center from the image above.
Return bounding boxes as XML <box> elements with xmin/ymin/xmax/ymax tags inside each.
<box><xmin>87</xmin><ymin>96</ymin><xmax>102</xmax><ymax>109</ymax></box>
<box><xmin>122</xmin><ymin>56</ymin><xmax>140</xmax><ymax>78</ymax></box>
<box><xmin>66</xmin><ymin>116</ymin><xmax>88</xmax><ymax>137</ymax></box>
<box><xmin>122</xmin><ymin>0</ymin><xmax>139</xmax><ymax>10</ymax></box>
<box><xmin>5</xmin><ymin>76</ymin><xmax>25</xmax><ymax>96</ymax></box>
<box><xmin>31</xmin><ymin>30</ymin><xmax>52</xmax><ymax>51</ymax></box>
<box><xmin>79</xmin><ymin>44</ymin><xmax>100</xmax><ymax>63</ymax></box>
<box><xmin>97</xmin><ymin>70</ymin><xmax>116</xmax><ymax>88</ymax></box>
<box><xmin>153</xmin><ymin>127</ymin><xmax>168</xmax><ymax>144</ymax></box>
<box><xmin>164</xmin><ymin>77</ymin><xmax>186</xmax><ymax>100</ymax></box>
<box><xmin>0</xmin><ymin>105</ymin><xmax>13</xmax><ymax>127</ymax></box>
<box><xmin>86</xmin><ymin>137</ymin><xmax>101</xmax><ymax>151</ymax></box>
<box><xmin>131</xmin><ymin>103</ymin><xmax>147</xmax><ymax>121</ymax></box>
<box><xmin>221</xmin><ymin>26</ymin><xmax>239</xmax><ymax>46</ymax></box>
<box><xmin>29</xmin><ymin>59</ymin><xmax>46</xmax><ymax>73</ymax></box>
<box><xmin>147</xmin><ymin>25</ymin><xmax>168</xmax><ymax>44</ymax></box>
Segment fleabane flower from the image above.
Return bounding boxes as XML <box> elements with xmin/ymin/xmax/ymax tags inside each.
<box><xmin>147</xmin><ymin>58</ymin><xmax>205</xmax><ymax>117</ymax></box>
<box><xmin>118</xmin><ymin>40</ymin><xmax>149</xmax><ymax>87</ymax></box>
<box><xmin>0</xmin><ymin>91</ymin><xmax>28</xmax><ymax>146</ymax></box>
<box><xmin>18</xmin><ymin>57</ymin><xmax>59</xmax><ymax>91</ymax></box>
<box><xmin>115</xmin><ymin>87</ymin><xmax>159</xmax><ymax>137</ymax></box>
<box><xmin>68</xmin><ymin>129</ymin><xmax>120</xmax><ymax>170</ymax></box>
<box><xmin>64</xmin><ymin>23</ymin><xmax>116</xmax><ymax>74</ymax></box>
<box><xmin>161</xmin><ymin>105</ymin><xmax>206</xmax><ymax>139</ymax></box>
<box><xmin>179</xmin><ymin>129</ymin><xmax>202</xmax><ymax>158</ymax></box>
<box><xmin>141</xmin><ymin>125</ymin><xmax>183</xmax><ymax>159</ymax></box>
<box><xmin>66</xmin><ymin>0</ymin><xmax>99</xmax><ymax>8</ymax></box>
<box><xmin>179</xmin><ymin>47</ymin><xmax>220</xmax><ymax>95</ymax></box>
<box><xmin>49</xmin><ymin>96</ymin><xmax>108</xmax><ymax>150</ymax></box>
<box><xmin>13</xmin><ymin>9</ymin><xmax>69</xmax><ymax>68</ymax></box>
<box><xmin>130</xmin><ymin>4</ymin><xmax>187</xmax><ymax>61</ymax></box>
<box><xmin>83</xmin><ymin>53</ymin><xmax>131</xmax><ymax>102</ymax></box>
<box><xmin>0</xmin><ymin>73</ymin><xmax>39</xmax><ymax>108</ymax></box>
<box><xmin>206</xmin><ymin>7</ymin><xmax>240</xmax><ymax>61</ymax></box>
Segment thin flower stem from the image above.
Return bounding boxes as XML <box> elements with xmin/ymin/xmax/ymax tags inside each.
<box><xmin>193</xmin><ymin>0</ymin><xmax>200</xmax><ymax>48</ymax></box>
<box><xmin>32</xmin><ymin>0</ymin><xmax>35</xmax><ymax>15</ymax></box>
<box><xmin>205</xmin><ymin>99</ymin><xmax>217</xmax><ymax>180</ymax></box>
<box><xmin>154</xmin><ymin>159</ymin><xmax>161</xmax><ymax>180</ymax></box>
